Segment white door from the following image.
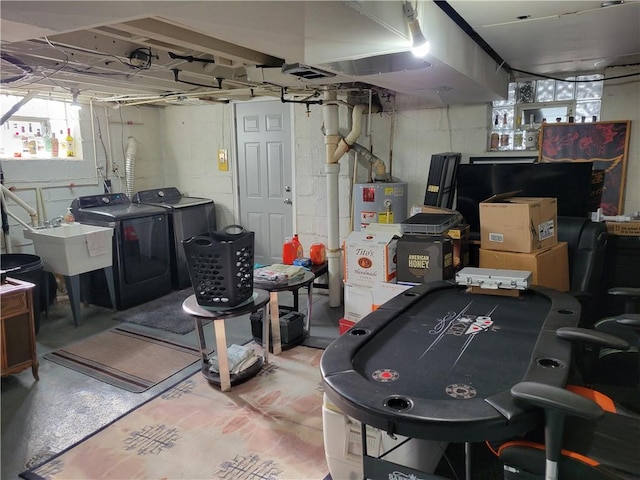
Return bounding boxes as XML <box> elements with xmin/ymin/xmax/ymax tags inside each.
<box><xmin>235</xmin><ymin>101</ymin><xmax>293</xmax><ymax>265</ymax></box>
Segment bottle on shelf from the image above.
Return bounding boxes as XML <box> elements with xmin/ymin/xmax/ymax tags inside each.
<box><xmin>567</xmin><ymin>108</ymin><xmax>574</xmax><ymax>123</ymax></box>
<box><xmin>21</xmin><ymin>126</ymin><xmax>30</xmax><ymax>157</ymax></box>
<box><xmin>524</xmin><ymin>114</ymin><xmax>539</xmax><ymax>151</ymax></box>
<box><xmin>27</xmin><ymin>123</ymin><xmax>36</xmax><ymax>156</ymax></box>
<box><xmin>35</xmin><ymin>129</ymin><xmax>45</xmax><ymax>157</ymax></box>
<box><xmin>513</xmin><ymin>113</ymin><xmax>524</xmax><ymax>150</ymax></box>
<box><xmin>65</xmin><ymin>128</ymin><xmax>74</xmax><ymax>157</ymax></box>
<box><xmin>489</xmin><ymin>113</ymin><xmax>500</xmax><ymax>151</ymax></box>
<box><xmin>59</xmin><ymin>130</ymin><xmax>68</xmax><ymax>157</ymax></box>
<box><xmin>51</xmin><ymin>132</ymin><xmax>59</xmax><ymax>157</ymax></box>
<box><xmin>499</xmin><ymin>112</ymin><xmax>510</xmax><ymax>150</ymax></box>
<box><xmin>43</xmin><ymin>127</ymin><xmax>52</xmax><ymax>156</ymax></box>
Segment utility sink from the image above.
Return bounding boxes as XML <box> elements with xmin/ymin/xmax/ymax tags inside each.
<box><xmin>24</xmin><ymin>224</ymin><xmax>113</xmax><ymax>276</ymax></box>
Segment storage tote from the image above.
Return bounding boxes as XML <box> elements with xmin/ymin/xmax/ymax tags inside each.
<box><xmin>183</xmin><ymin>225</ymin><xmax>255</xmax><ymax>308</ymax></box>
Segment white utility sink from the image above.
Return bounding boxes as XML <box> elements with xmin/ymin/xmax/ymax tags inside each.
<box><xmin>24</xmin><ymin>224</ymin><xmax>113</xmax><ymax>276</ymax></box>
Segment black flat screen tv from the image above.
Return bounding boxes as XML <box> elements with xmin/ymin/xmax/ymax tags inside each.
<box><xmin>455</xmin><ymin>162</ymin><xmax>598</xmax><ymax>238</ymax></box>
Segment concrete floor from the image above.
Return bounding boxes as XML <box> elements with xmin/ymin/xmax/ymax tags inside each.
<box><xmin>1</xmin><ymin>287</ymin><xmax>342</xmax><ymax>480</ymax></box>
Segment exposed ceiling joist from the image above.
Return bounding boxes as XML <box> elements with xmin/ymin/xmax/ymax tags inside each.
<box><xmin>115</xmin><ymin>18</ymin><xmax>284</xmax><ymax>67</ymax></box>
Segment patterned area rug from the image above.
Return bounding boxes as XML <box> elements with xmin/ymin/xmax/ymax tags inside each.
<box><xmin>44</xmin><ymin>326</ymin><xmax>206</xmax><ymax>393</ymax></box>
<box><xmin>21</xmin><ymin>345</ymin><xmax>329</xmax><ymax>480</ymax></box>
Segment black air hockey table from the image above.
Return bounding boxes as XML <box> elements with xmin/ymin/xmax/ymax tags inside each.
<box><xmin>321</xmin><ymin>281</ymin><xmax>581</xmax><ymax>479</ymax></box>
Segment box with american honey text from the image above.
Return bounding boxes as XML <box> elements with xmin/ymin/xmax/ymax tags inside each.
<box><xmin>343</xmin><ymin>232</ymin><xmax>398</xmax><ymax>287</ymax></box>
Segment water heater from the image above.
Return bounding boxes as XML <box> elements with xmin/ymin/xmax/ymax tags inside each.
<box><xmin>353</xmin><ymin>181</ymin><xmax>408</xmax><ymax>231</ymax></box>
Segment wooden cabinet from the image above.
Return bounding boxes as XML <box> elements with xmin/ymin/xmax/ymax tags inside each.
<box><xmin>1</xmin><ymin>277</ymin><xmax>39</xmax><ymax>380</ymax></box>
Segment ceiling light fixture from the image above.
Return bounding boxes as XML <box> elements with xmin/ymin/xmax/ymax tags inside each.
<box><xmin>403</xmin><ymin>1</ymin><xmax>430</xmax><ymax>58</ymax></box>
<box><xmin>69</xmin><ymin>89</ymin><xmax>81</xmax><ymax>110</ymax></box>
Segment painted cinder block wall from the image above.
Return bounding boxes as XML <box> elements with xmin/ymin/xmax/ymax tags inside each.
<box><xmin>2</xmin><ymin>65</ymin><xmax>638</xmax><ymax>259</ymax></box>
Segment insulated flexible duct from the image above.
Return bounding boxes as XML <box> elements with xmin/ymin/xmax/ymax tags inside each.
<box><xmin>124</xmin><ymin>136</ymin><xmax>137</xmax><ymax>198</ymax></box>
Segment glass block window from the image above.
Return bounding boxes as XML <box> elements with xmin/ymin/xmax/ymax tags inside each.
<box><xmin>555</xmin><ymin>78</ymin><xmax>575</xmax><ymax>100</ymax></box>
<box><xmin>489</xmin><ymin>75</ymin><xmax>603</xmax><ymax>152</ymax></box>
<box><xmin>536</xmin><ymin>79</ymin><xmax>555</xmax><ymax>102</ymax></box>
<box><xmin>517</xmin><ymin>81</ymin><xmax>536</xmax><ymax>103</ymax></box>
<box><xmin>576</xmin><ymin>74</ymin><xmax>604</xmax><ymax>100</ymax></box>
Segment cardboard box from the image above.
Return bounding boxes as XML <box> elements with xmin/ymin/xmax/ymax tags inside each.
<box><xmin>479</xmin><ymin>241</ymin><xmax>569</xmax><ymax>292</ymax></box>
<box><xmin>343</xmin><ymin>232</ymin><xmax>397</xmax><ymax>287</ymax></box>
<box><xmin>480</xmin><ymin>194</ymin><xmax>557</xmax><ymax>253</ymax></box>
<box><xmin>606</xmin><ymin>221</ymin><xmax>640</xmax><ymax>236</ymax></box>
<box><xmin>445</xmin><ymin>223</ymin><xmax>470</xmax><ymax>271</ymax></box>
<box><xmin>344</xmin><ymin>282</ymin><xmax>411</xmax><ymax>321</ymax></box>
<box><xmin>396</xmin><ymin>234</ymin><xmax>454</xmax><ymax>285</ymax></box>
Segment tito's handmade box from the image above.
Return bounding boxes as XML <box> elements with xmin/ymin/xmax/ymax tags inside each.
<box><xmin>480</xmin><ymin>194</ymin><xmax>557</xmax><ymax>253</ymax></box>
<box><xmin>343</xmin><ymin>232</ymin><xmax>397</xmax><ymax>287</ymax></box>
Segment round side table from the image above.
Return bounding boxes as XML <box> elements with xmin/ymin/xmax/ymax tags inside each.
<box><xmin>182</xmin><ymin>289</ymin><xmax>269</xmax><ymax>392</ymax></box>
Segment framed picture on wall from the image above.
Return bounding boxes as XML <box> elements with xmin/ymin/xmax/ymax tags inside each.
<box><xmin>539</xmin><ymin>121</ymin><xmax>631</xmax><ymax>215</ymax></box>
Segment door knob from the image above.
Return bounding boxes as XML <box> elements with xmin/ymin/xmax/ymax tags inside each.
<box><xmin>284</xmin><ymin>198</ymin><xmax>292</xmax><ymax>205</ymax></box>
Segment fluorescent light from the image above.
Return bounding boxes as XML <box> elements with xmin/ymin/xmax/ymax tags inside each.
<box><xmin>403</xmin><ymin>2</ymin><xmax>430</xmax><ymax>58</ymax></box>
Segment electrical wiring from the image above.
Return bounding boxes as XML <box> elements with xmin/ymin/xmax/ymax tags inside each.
<box><xmin>511</xmin><ymin>66</ymin><xmax>640</xmax><ymax>83</ymax></box>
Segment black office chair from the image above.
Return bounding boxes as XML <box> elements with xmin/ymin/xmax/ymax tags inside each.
<box><xmin>557</xmin><ymin>216</ymin><xmax>608</xmax><ymax>328</ymax></box>
<box><xmin>588</xmin><ymin>287</ymin><xmax>640</xmax><ymax>395</ymax></box>
<box><xmin>499</xmin><ymin>381</ymin><xmax>640</xmax><ymax>480</ymax></box>
<box><xmin>496</xmin><ymin>328</ymin><xmax>639</xmax><ymax>480</ymax></box>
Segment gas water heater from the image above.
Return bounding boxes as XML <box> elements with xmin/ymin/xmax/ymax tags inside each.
<box><xmin>353</xmin><ymin>181</ymin><xmax>408</xmax><ymax>231</ymax></box>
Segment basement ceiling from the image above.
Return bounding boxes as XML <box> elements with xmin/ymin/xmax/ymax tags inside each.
<box><xmin>1</xmin><ymin>1</ymin><xmax>638</xmax><ymax>109</ymax></box>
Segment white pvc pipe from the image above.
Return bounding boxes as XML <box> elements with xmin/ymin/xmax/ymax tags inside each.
<box><xmin>324</xmin><ymin>162</ymin><xmax>341</xmax><ymax>307</ymax></box>
<box><xmin>323</xmin><ymin>89</ymin><xmax>342</xmax><ymax>307</ymax></box>
<box><xmin>1</xmin><ymin>184</ymin><xmax>38</xmax><ymax>225</ymax></box>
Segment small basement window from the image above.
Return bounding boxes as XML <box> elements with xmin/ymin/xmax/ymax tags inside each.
<box><xmin>0</xmin><ymin>94</ymin><xmax>83</xmax><ymax>160</ymax></box>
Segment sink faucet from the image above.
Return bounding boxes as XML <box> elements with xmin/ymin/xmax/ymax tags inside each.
<box><xmin>49</xmin><ymin>216</ymin><xmax>64</xmax><ymax>227</ymax></box>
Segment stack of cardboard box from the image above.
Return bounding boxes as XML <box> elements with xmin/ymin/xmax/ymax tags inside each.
<box><xmin>341</xmin><ymin>232</ymin><xmax>411</xmax><ymax>333</ymax></box>
<box><xmin>478</xmin><ymin>194</ymin><xmax>569</xmax><ymax>292</ymax></box>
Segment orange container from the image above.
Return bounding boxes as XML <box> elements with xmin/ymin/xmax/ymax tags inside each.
<box><xmin>282</xmin><ymin>238</ymin><xmax>297</xmax><ymax>265</ymax></box>
<box><xmin>309</xmin><ymin>243</ymin><xmax>326</xmax><ymax>265</ymax></box>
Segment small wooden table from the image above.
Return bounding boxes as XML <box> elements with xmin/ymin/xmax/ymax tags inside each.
<box><xmin>182</xmin><ymin>289</ymin><xmax>270</xmax><ymax>392</ymax></box>
<box><xmin>254</xmin><ymin>270</ymin><xmax>316</xmax><ymax>351</ymax></box>
<box><xmin>1</xmin><ymin>277</ymin><xmax>39</xmax><ymax>381</ymax></box>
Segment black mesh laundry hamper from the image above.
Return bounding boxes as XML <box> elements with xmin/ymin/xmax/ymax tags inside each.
<box><xmin>183</xmin><ymin>225</ymin><xmax>254</xmax><ymax>308</ymax></box>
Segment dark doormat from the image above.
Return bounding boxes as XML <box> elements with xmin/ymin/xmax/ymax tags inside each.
<box><xmin>113</xmin><ymin>288</ymin><xmax>204</xmax><ymax>334</ymax></box>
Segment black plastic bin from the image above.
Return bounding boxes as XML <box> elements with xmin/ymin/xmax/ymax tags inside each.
<box><xmin>1</xmin><ymin>253</ymin><xmax>44</xmax><ymax>333</ymax></box>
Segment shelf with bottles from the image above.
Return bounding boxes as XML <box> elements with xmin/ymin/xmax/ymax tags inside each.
<box><xmin>0</xmin><ymin>120</ymin><xmax>82</xmax><ymax>160</ymax></box>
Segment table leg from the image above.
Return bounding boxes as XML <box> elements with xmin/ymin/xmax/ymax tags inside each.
<box><xmin>305</xmin><ymin>282</ymin><xmax>313</xmax><ymax>338</ymax></box>
<box><xmin>64</xmin><ymin>275</ymin><xmax>81</xmax><ymax>327</ymax></box>
<box><xmin>269</xmin><ymin>291</ymin><xmax>282</xmax><ymax>355</ymax></box>
<box><xmin>213</xmin><ymin>319</ymin><xmax>231</xmax><ymax>392</ymax></box>
<box><xmin>263</xmin><ymin>302</ymin><xmax>270</xmax><ymax>365</ymax></box>
<box><xmin>194</xmin><ymin>317</ymin><xmax>208</xmax><ymax>365</ymax></box>
<box><xmin>465</xmin><ymin>442</ymin><xmax>472</xmax><ymax>480</ymax></box>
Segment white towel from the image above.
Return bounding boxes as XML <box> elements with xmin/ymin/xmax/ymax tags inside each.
<box><xmin>86</xmin><ymin>231</ymin><xmax>109</xmax><ymax>257</ymax></box>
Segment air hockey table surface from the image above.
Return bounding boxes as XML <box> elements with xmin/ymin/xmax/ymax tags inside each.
<box><xmin>321</xmin><ymin>281</ymin><xmax>581</xmax><ymax>443</ymax></box>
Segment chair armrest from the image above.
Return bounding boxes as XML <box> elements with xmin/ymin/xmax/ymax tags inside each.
<box><xmin>617</xmin><ymin>314</ymin><xmax>640</xmax><ymax>330</ymax></box>
<box><xmin>608</xmin><ymin>287</ymin><xmax>640</xmax><ymax>298</ymax></box>
<box><xmin>511</xmin><ymin>382</ymin><xmax>603</xmax><ymax>421</ymax></box>
<box><xmin>556</xmin><ymin>326</ymin><xmax>630</xmax><ymax>350</ymax></box>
